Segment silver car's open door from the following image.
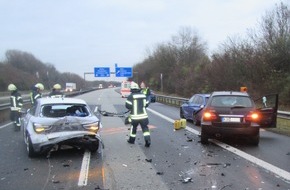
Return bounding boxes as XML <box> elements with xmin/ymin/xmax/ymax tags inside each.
<box><xmin>255</xmin><ymin>94</ymin><xmax>279</xmax><ymax>128</ymax></box>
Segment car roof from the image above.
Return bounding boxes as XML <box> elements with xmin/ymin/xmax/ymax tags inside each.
<box><xmin>37</xmin><ymin>97</ymin><xmax>87</xmax><ymax>105</ymax></box>
<box><xmin>195</xmin><ymin>94</ymin><xmax>211</xmax><ymax>97</ymax></box>
<box><xmin>211</xmin><ymin>91</ymin><xmax>250</xmax><ymax>97</ymax></box>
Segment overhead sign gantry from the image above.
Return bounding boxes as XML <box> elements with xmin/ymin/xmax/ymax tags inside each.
<box><xmin>93</xmin><ymin>64</ymin><xmax>132</xmax><ymax>78</ymax></box>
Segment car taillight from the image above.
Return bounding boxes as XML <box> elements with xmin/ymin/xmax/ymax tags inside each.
<box><xmin>82</xmin><ymin>122</ymin><xmax>100</xmax><ymax>132</ymax></box>
<box><xmin>33</xmin><ymin>123</ymin><xmax>52</xmax><ymax>133</ymax></box>
<box><xmin>202</xmin><ymin>109</ymin><xmax>217</xmax><ymax>121</ymax></box>
<box><xmin>245</xmin><ymin>111</ymin><xmax>260</xmax><ymax>122</ymax></box>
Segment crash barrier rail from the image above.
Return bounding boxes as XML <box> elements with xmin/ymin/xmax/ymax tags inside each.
<box><xmin>155</xmin><ymin>94</ymin><xmax>290</xmax><ymax>120</ymax></box>
<box><xmin>0</xmin><ymin>89</ymin><xmax>95</xmax><ymax>111</ymax></box>
<box><xmin>1</xmin><ymin>91</ymin><xmax>289</xmax><ymax>119</ymax></box>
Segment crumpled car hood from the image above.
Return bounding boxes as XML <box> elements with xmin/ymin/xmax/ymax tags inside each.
<box><xmin>39</xmin><ymin>116</ymin><xmax>101</xmax><ymax>133</ymax></box>
<box><xmin>29</xmin><ymin>116</ymin><xmax>103</xmax><ymax>152</ymax></box>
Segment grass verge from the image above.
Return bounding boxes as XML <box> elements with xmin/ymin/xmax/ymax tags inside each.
<box><xmin>267</xmin><ymin>118</ymin><xmax>290</xmax><ymax>137</ymax></box>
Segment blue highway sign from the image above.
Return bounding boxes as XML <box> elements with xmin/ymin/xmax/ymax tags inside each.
<box><xmin>115</xmin><ymin>67</ymin><xmax>132</xmax><ymax>77</ymax></box>
<box><xmin>94</xmin><ymin>67</ymin><xmax>110</xmax><ymax>77</ymax></box>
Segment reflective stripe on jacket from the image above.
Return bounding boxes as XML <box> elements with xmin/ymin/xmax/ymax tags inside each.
<box><xmin>125</xmin><ymin>92</ymin><xmax>149</xmax><ymax>120</ymax></box>
<box><xmin>10</xmin><ymin>91</ymin><xmax>23</xmax><ymax>111</ymax></box>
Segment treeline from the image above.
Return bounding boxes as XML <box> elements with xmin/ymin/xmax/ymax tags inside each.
<box><xmin>0</xmin><ymin>50</ymin><xmax>118</xmax><ymax>92</ymax></box>
<box><xmin>131</xmin><ymin>2</ymin><xmax>290</xmax><ymax>106</ymax></box>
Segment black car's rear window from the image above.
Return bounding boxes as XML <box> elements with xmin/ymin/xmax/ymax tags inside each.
<box><xmin>41</xmin><ymin>104</ymin><xmax>89</xmax><ymax>118</ymax></box>
<box><xmin>210</xmin><ymin>96</ymin><xmax>253</xmax><ymax>107</ymax></box>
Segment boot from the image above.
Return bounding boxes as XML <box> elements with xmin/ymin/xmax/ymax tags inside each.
<box><xmin>145</xmin><ymin>140</ymin><xmax>150</xmax><ymax>147</ymax></box>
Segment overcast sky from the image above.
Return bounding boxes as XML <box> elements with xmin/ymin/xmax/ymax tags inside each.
<box><xmin>0</xmin><ymin>0</ymin><xmax>285</xmax><ymax>81</ymax></box>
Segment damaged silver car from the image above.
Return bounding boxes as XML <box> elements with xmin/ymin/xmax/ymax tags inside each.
<box><xmin>22</xmin><ymin>97</ymin><xmax>103</xmax><ymax>157</ymax></box>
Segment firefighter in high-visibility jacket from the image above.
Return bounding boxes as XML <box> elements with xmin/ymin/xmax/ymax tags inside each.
<box><xmin>49</xmin><ymin>83</ymin><xmax>64</xmax><ymax>98</ymax></box>
<box><xmin>125</xmin><ymin>82</ymin><xmax>151</xmax><ymax>147</ymax></box>
<box><xmin>8</xmin><ymin>84</ymin><xmax>23</xmax><ymax>131</ymax></box>
<box><xmin>30</xmin><ymin>83</ymin><xmax>44</xmax><ymax>106</ymax></box>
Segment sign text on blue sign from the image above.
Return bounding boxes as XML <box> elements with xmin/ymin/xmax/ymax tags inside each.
<box><xmin>94</xmin><ymin>67</ymin><xmax>110</xmax><ymax>77</ymax></box>
<box><xmin>115</xmin><ymin>67</ymin><xmax>132</xmax><ymax>77</ymax></box>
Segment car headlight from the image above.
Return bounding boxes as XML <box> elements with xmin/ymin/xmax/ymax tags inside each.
<box><xmin>82</xmin><ymin>122</ymin><xmax>100</xmax><ymax>132</ymax></box>
<box><xmin>33</xmin><ymin>123</ymin><xmax>52</xmax><ymax>133</ymax></box>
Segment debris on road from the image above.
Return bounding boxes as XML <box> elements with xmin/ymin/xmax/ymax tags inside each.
<box><xmin>156</xmin><ymin>171</ymin><xmax>164</xmax><ymax>175</ymax></box>
<box><xmin>186</xmin><ymin>137</ymin><xmax>193</xmax><ymax>142</ymax></box>
<box><xmin>205</xmin><ymin>163</ymin><xmax>231</xmax><ymax>168</ymax></box>
<box><xmin>145</xmin><ymin>158</ymin><xmax>152</xmax><ymax>162</ymax></box>
<box><xmin>62</xmin><ymin>164</ymin><xmax>70</xmax><ymax>167</ymax></box>
<box><xmin>179</xmin><ymin>172</ymin><xmax>193</xmax><ymax>184</ymax></box>
<box><xmin>52</xmin><ymin>180</ymin><xmax>60</xmax><ymax>184</ymax></box>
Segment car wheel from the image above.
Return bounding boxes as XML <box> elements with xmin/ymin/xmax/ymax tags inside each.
<box><xmin>26</xmin><ymin>135</ymin><xmax>37</xmax><ymax>158</ymax></box>
<box><xmin>89</xmin><ymin>140</ymin><xmax>99</xmax><ymax>153</ymax></box>
<box><xmin>250</xmin><ymin>134</ymin><xmax>260</xmax><ymax>146</ymax></box>
<box><xmin>200</xmin><ymin>128</ymin><xmax>209</xmax><ymax>144</ymax></box>
<box><xmin>180</xmin><ymin>109</ymin><xmax>185</xmax><ymax>118</ymax></box>
<box><xmin>192</xmin><ymin>114</ymin><xmax>201</xmax><ymax>126</ymax></box>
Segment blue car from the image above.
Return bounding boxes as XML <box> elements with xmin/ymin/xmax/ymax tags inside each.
<box><xmin>180</xmin><ymin>94</ymin><xmax>210</xmax><ymax>125</ymax></box>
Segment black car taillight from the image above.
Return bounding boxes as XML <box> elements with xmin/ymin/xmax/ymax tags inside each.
<box><xmin>202</xmin><ymin>109</ymin><xmax>218</xmax><ymax>121</ymax></box>
<box><xmin>245</xmin><ymin>111</ymin><xmax>260</xmax><ymax>122</ymax></box>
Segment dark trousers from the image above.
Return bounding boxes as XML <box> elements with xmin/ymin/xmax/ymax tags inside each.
<box><xmin>10</xmin><ymin>111</ymin><xmax>21</xmax><ymax>127</ymax></box>
<box><xmin>128</xmin><ymin>118</ymin><xmax>151</xmax><ymax>143</ymax></box>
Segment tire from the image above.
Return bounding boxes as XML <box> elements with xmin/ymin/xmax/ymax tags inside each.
<box><xmin>180</xmin><ymin>109</ymin><xmax>185</xmax><ymax>119</ymax></box>
<box><xmin>200</xmin><ymin>128</ymin><xmax>209</xmax><ymax>144</ymax></box>
<box><xmin>192</xmin><ymin>114</ymin><xmax>201</xmax><ymax>126</ymax></box>
<box><xmin>89</xmin><ymin>140</ymin><xmax>99</xmax><ymax>153</ymax></box>
<box><xmin>250</xmin><ymin>134</ymin><xmax>260</xmax><ymax>146</ymax></box>
<box><xmin>26</xmin><ymin>135</ymin><xmax>37</xmax><ymax>158</ymax></box>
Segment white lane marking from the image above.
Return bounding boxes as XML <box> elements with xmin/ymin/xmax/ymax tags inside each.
<box><xmin>94</xmin><ymin>106</ymin><xmax>98</xmax><ymax>113</ymax></box>
<box><xmin>0</xmin><ymin>122</ymin><xmax>12</xmax><ymax>129</ymax></box>
<box><xmin>78</xmin><ymin>150</ymin><xmax>91</xmax><ymax>186</ymax></box>
<box><xmin>212</xmin><ymin>139</ymin><xmax>290</xmax><ymax>182</ymax></box>
<box><xmin>147</xmin><ymin>108</ymin><xmax>290</xmax><ymax>182</ymax></box>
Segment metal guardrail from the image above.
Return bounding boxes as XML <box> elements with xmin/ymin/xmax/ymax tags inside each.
<box><xmin>1</xmin><ymin>92</ymin><xmax>290</xmax><ymax>119</ymax></box>
<box><xmin>155</xmin><ymin>94</ymin><xmax>290</xmax><ymax>119</ymax></box>
<box><xmin>0</xmin><ymin>89</ymin><xmax>95</xmax><ymax>111</ymax></box>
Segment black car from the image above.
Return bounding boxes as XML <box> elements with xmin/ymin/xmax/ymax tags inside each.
<box><xmin>200</xmin><ymin>91</ymin><xmax>278</xmax><ymax>145</ymax></box>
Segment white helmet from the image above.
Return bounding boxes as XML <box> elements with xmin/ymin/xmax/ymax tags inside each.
<box><xmin>53</xmin><ymin>83</ymin><xmax>61</xmax><ymax>90</ymax></box>
<box><xmin>130</xmin><ymin>82</ymin><xmax>139</xmax><ymax>90</ymax></box>
<box><xmin>140</xmin><ymin>82</ymin><xmax>146</xmax><ymax>88</ymax></box>
<box><xmin>8</xmin><ymin>84</ymin><xmax>17</xmax><ymax>91</ymax></box>
<box><xmin>35</xmin><ymin>83</ymin><xmax>44</xmax><ymax>90</ymax></box>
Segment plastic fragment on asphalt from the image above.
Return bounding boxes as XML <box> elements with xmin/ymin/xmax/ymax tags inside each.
<box><xmin>145</xmin><ymin>158</ymin><xmax>152</xmax><ymax>162</ymax></box>
<box><xmin>186</xmin><ymin>138</ymin><xmax>193</xmax><ymax>142</ymax></box>
<box><xmin>183</xmin><ymin>177</ymin><xmax>192</xmax><ymax>183</ymax></box>
<box><xmin>122</xmin><ymin>164</ymin><xmax>127</xmax><ymax>167</ymax></box>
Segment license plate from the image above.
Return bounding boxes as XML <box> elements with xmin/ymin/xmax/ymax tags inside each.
<box><xmin>222</xmin><ymin>117</ymin><xmax>240</xmax><ymax>122</ymax></box>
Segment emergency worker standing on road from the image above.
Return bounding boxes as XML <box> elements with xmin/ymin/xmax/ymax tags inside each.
<box><xmin>49</xmin><ymin>83</ymin><xmax>64</xmax><ymax>98</ymax></box>
<box><xmin>143</xmin><ymin>87</ymin><xmax>151</xmax><ymax>102</ymax></box>
<box><xmin>125</xmin><ymin>82</ymin><xmax>151</xmax><ymax>147</ymax></box>
<box><xmin>30</xmin><ymin>83</ymin><xmax>44</xmax><ymax>106</ymax></box>
<box><xmin>140</xmin><ymin>82</ymin><xmax>151</xmax><ymax>103</ymax></box>
<box><xmin>8</xmin><ymin>84</ymin><xmax>23</xmax><ymax>131</ymax></box>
